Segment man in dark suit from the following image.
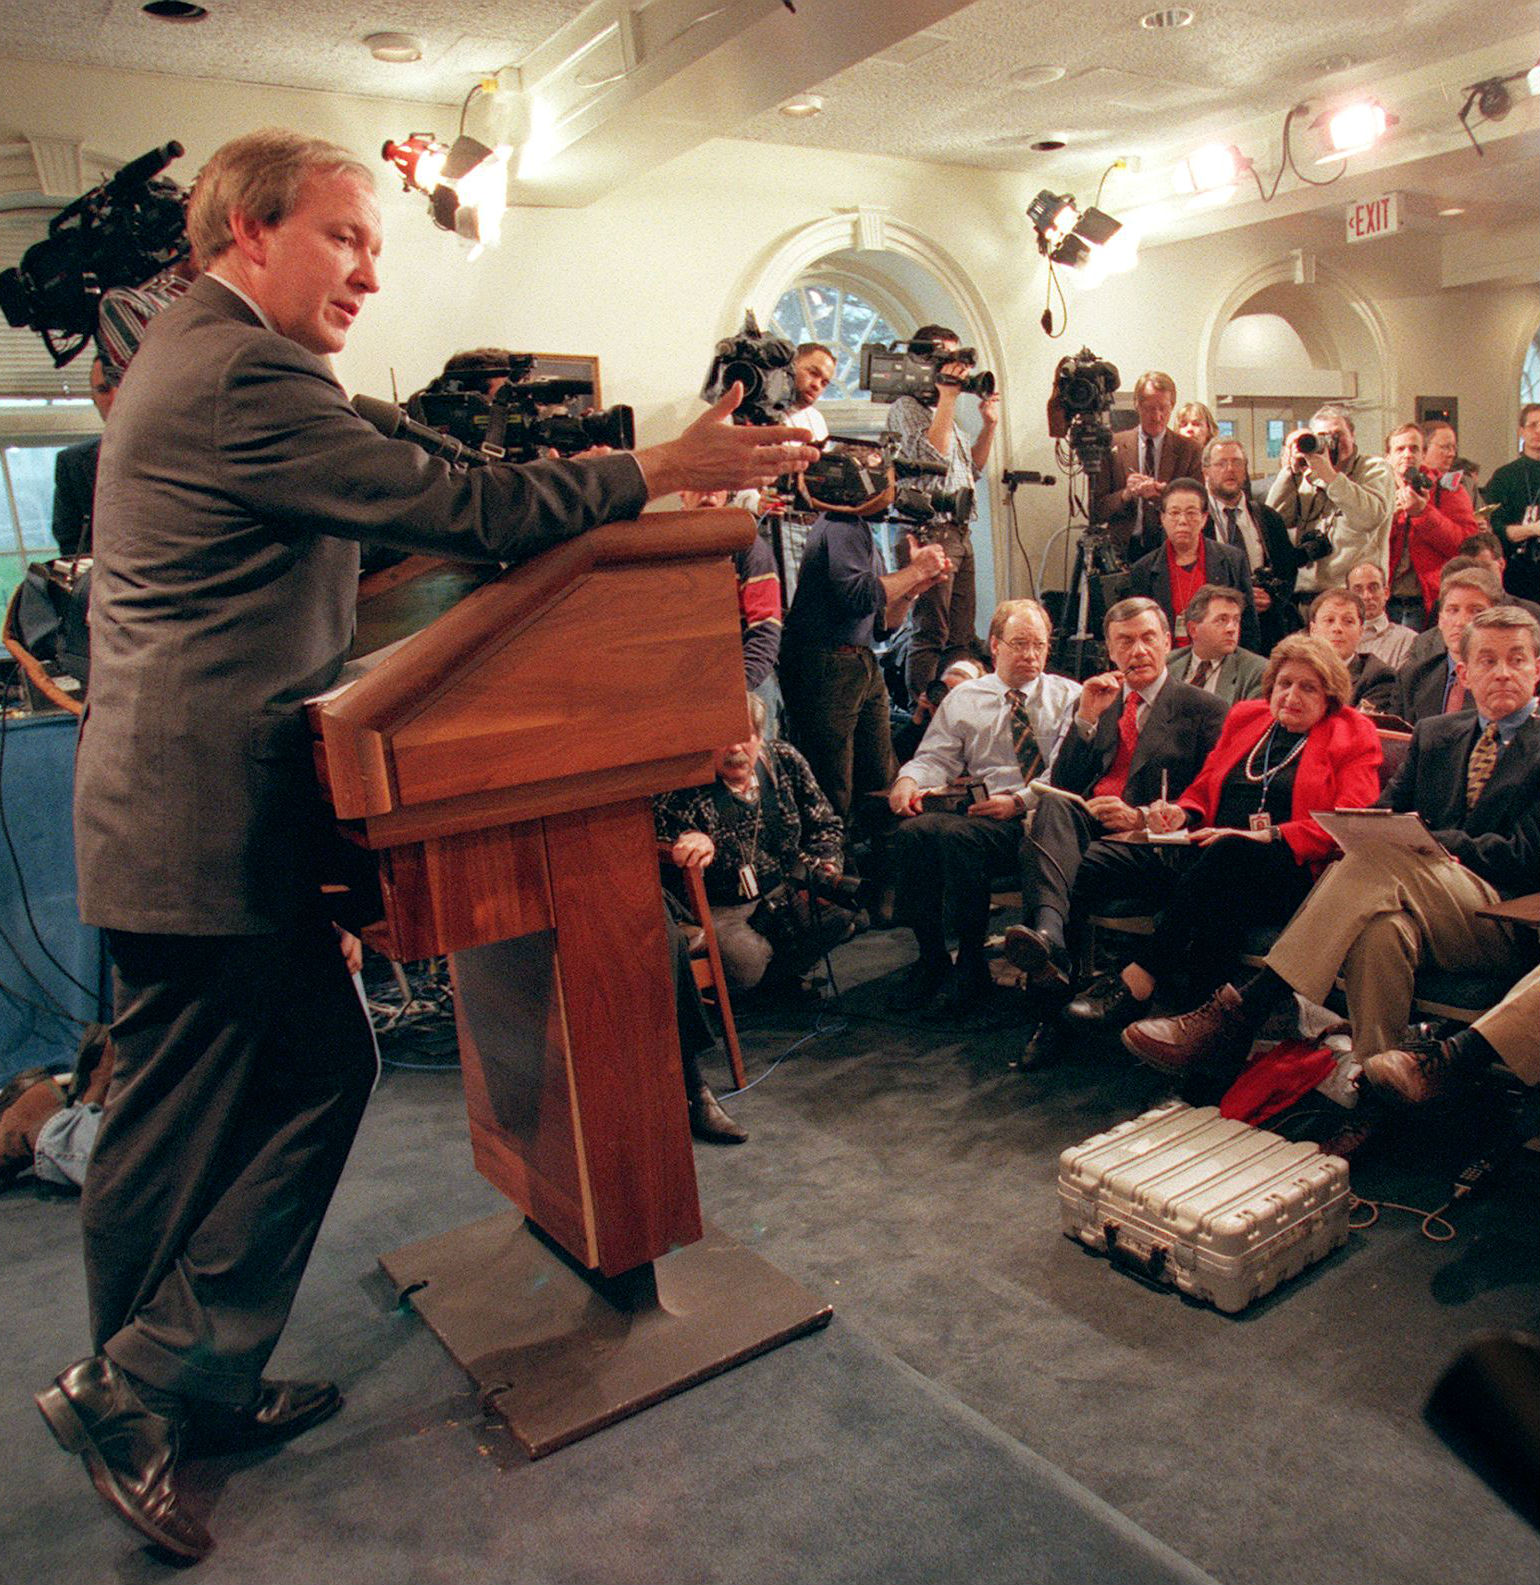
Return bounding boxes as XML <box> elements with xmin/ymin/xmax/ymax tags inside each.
<box><xmin>1202</xmin><ymin>437</ymin><xmax>1299</xmax><ymax>652</ymax></box>
<box><xmin>1000</xmin><ymin>596</ymin><xmax>1227</xmax><ymax>991</ymax></box>
<box><xmin>1128</xmin><ymin>478</ymin><xmax>1261</xmax><ymax>654</ymax></box>
<box><xmin>1090</xmin><ymin>371</ymin><xmax>1204</xmax><ymax>559</ymax></box>
<box><xmin>1165</xmin><ymin>585</ymin><xmax>1265</xmax><ymax>704</ymax></box>
<box><xmin>50</xmin><ymin>356</ymin><xmax>114</xmax><ymax>556</ymax></box>
<box><xmin>1306</xmin><ymin>589</ymin><xmax>1397</xmax><ymax>711</ymax></box>
<box><xmin>1392</xmin><ymin>563</ymin><xmax>1500</xmax><ymax>724</ymax></box>
<box><xmin>1125</xmin><ymin>605</ymin><xmax>1540</xmax><ymax>1074</ymax></box>
<box><xmin>38</xmin><ymin>128</ymin><xmax>821</xmax><ymax>1562</ymax></box>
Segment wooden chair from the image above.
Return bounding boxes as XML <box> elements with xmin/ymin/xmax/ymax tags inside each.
<box><xmin>663</xmin><ymin>848</ymin><xmax>747</xmax><ymax>1090</ymax></box>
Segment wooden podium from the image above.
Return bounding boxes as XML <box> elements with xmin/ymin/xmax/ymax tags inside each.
<box><xmin>310</xmin><ymin>511</ymin><xmax>830</xmax><ymax>1455</ymax></box>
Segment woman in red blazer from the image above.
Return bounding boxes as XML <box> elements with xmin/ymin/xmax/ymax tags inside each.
<box><xmin>1067</xmin><ymin>634</ymin><xmax>1382</xmax><ymax>1026</ymax></box>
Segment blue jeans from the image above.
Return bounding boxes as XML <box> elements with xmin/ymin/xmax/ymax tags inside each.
<box><xmin>34</xmin><ymin>1103</ymin><xmax>101</xmax><ymax>1189</ymax></box>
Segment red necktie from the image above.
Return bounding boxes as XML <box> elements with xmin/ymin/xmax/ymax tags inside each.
<box><xmin>1093</xmin><ymin>691</ymin><xmax>1141</xmax><ymax>799</ymax></box>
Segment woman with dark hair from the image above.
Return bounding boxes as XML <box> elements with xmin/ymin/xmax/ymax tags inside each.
<box><xmin>1064</xmin><ymin>634</ymin><xmax>1383</xmax><ymax>1026</ymax></box>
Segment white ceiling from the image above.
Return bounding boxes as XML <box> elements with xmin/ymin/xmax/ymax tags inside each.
<box><xmin>0</xmin><ymin>0</ymin><xmax>1536</xmax><ymax>228</ymax></box>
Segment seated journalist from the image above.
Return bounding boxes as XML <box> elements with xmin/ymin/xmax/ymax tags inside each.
<box><xmin>1391</xmin><ymin>562</ymin><xmax>1500</xmax><ymax>724</ymax></box>
<box><xmin>656</xmin><ymin>692</ymin><xmax>846</xmax><ymax>995</ymax></box>
<box><xmin>999</xmin><ymin>596</ymin><xmax>1227</xmax><ymax>991</ymax></box>
<box><xmin>40</xmin><ymin>126</ymin><xmax>821</xmax><ymax>1563</ymax></box>
<box><xmin>885</xmin><ymin>598</ymin><xmax>1080</xmax><ymax>1014</ymax></box>
<box><xmin>1165</xmin><ymin>584</ymin><xmax>1265</xmax><ymax>704</ymax></box>
<box><xmin>1061</xmin><ymin>634</ymin><xmax>1381</xmax><ymax>1028</ymax></box>
<box><xmin>1124</xmin><ymin>606</ymin><xmax>1540</xmax><ymax>1078</ymax></box>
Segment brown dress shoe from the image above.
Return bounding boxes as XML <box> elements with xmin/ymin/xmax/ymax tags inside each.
<box><xmin>36</xmin><ymin>1355</ymin><xmax>212</xmax><ymax>1561</ymax></box>
<box><xmin>689</xmin><ymin>1085</ymin><xmax>748</xmax><ymax>1144</ymax></box>
<box><xmin>1001</xmin><ymin>926</ymin><xmax>1071</xmax><ymax>989</ymax></box>
<box><xmin>1</xmin><ymin>1068</ymin><xmax>65</xmax><ymax>1185</ymax></box>
<box><xmin>1121</xmin><ymin>983</ymin><xmax>1253</xmax><ymax>1073</ymax></box>
<box><xmin>1361</xmin><ymin>1038</ymin><xmax>1461</xmax><ymax>1106</ymax></box>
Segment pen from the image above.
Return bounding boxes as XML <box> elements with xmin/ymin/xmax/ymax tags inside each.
<box><xmin>1160</xmin><ymin>769</ymin><xmax>1168</xmax><ymax>805</ymax></box>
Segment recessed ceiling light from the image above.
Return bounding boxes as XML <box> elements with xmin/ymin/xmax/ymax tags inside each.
<box><xmin>1311</xmin><ymin>54</ymin><xmax>1357</xmax><ymax>75</ymax></box>
<box><xmin>1439</xmin><ymin>205</ymin><xmax>1466</xmax><ymax>216</ymax></box>
<box><xmin>1010</xmin><ymin>65</ymin><xmax>1067</xmax><ymax>89</ymax></box>
<box><xmin>1139</xmin><ymin>8</ymin><xmax>1195</xmax><ymax>28</ymax></box>
<box><xmin>1030</xmin><ymin>137</ymin><xmax>1068</xmax><ymax>152</ymax></box>
<box><xmin>366</xmin><ymin>33</ymin><xmax>423</xmax><ymax>64</ymax></box>
<box><xmin>778</xmin><ymin>94</ymin><xmax>824</xmax><ymax>118</ymax></box>
<box><xmin>141</xmin><ymin>1</ymin><xmax>208</xmax><ymax>18</ymax></box>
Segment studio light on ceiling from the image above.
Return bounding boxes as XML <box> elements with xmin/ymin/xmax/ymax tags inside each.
<box><xmin>1026</xmin><ymin>189</ymin><xmax>1123</xmax><ymax>270</ymax></box>
<box><xmin>1173</xmin><ymin>142</ymin><xmax>1251</xmax><ymax>195</ymax></box>
<box><xmin>1456</xmin><ymin>65</ymin><xmax>1537</xmax><ymax>154</ymax></box>
<box><xmin>1314</xmin><ymin>98</ymin><xmax>1394</xmax><ymax>158</ymax></box>
<box><xmin>382</xmin><ymin>75</ymin><xmax>529</xmax><ymax>259</ymax></box>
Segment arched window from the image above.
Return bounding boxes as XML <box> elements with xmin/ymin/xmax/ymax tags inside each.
<box><xmin>1522</xmin><ymin>327</ymin><xmax>1540</xmax><ymax>408</ymax></box>
<box><xmin>771</xmin><ymin>282</ymin><xmax>904</xmax><ymax>402</ymax></box>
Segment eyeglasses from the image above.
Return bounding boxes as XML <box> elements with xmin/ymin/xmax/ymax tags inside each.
<box><xmin>998</xmin><ymin>635</ymin><xmax>1049</xmax><ymax>655</ymax></box>
<box><xmin>1162</xmin><ymin>508</ymin><xmax>1206</xmax><ymax>523</ymax></box>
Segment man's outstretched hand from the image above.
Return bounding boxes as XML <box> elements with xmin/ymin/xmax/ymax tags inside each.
<box><xmin>634</xmin><ymin>383</ymin><xmax>820</xmax><ymax>499</ymax></box>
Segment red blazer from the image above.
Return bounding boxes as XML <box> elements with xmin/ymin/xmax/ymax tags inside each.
<box><xmin>1176</xmin><ymin>699</ymin><xmax>1383</xmax><ymax>869</ymax></box>
<box><xmin>1388</xmin><ymin>479</ymin><xmax>1478</xmax><ymax>613</ymax></box>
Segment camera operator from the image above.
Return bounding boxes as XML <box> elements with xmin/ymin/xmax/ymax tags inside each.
<box><xmin>787</xmin><ymin>342</ymin><xmax>835</xmax><ymax>443</ymax></box>
<box><xmin>884</xmin><ymin>323</ymin><xmax>1000</xmax><ymax>698</ymax></box>
<box><xmin>41</xmin><ymin>127</ymin><xmax>821</xmax><ymax>1562</ymax></box>
<box><xmin>1091</xmin><ymin>371</ymin><xmax>1203</xmax><ymax>560</ymax></box>
<box><xmin>656</xmin><ymin>691</ymin><xmax>847</xmax><ymax>1000</ymax></box>
<box><xmin>1266</xmin><ymin>404</ymin><xmax>1393</xmax><ymax>607</ymax></box>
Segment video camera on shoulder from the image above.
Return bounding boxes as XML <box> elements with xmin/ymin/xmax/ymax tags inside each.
<box><xmin>0</xmin><ymin>141</ymin><xmax>190</xmax><ymax>367</ymax></box>
<box><xmin>408</xmin><ymin>363</ymin><xmax>634</xmax><ymax>461</ymax></box>
<box><xmin>797</xmin><ymin>438</ymin><xmax>971</xmax><ymax>529</ymax></box>
<box><xmin>701</xmin><ymin>310</ymin><xmax>800</xmax><ymax>426</ymax></box>
<box><xmin>891</xmin><ymin>457</ymin><xmax>973</xmax><ymax>533</ymax></box>
<box><xmin>859</xmin><ymin>340</ymin><xmax>995</xmax><ymax>405</ymax></box>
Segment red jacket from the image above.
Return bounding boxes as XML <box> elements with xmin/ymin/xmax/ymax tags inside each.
<box><xmin>1176</xmin><ymin>700</ymin><xmax>1383</xmax><ymax>870</ymax></box>
<box><xmin>1388</xmin><ymin>478</ymin><xmax>1479</xmax><ymax>613</ymax></box>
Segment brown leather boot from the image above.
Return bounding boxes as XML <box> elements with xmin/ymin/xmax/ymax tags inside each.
<box><xmin>0</xmin><ymin>1069</ymin><xmax>66</xmax><ymax>1185</ymax></box>
<box><xmin>1121</xmin><ymin>984</ymin><xmax>1256</xmax><ymax>1074</ymax></box>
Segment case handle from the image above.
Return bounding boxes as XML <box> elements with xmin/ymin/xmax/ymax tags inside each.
<box><xmin>1104</xmin><ymin>1220</ymin><xmax>1168</xmax><ymax>1282</ymax></box>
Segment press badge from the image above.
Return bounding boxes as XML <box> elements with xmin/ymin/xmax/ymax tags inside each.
<box><xmin>1249</xmin><ymin>813</ymin><xmax>1272</xmax><ymax>833</ymax></box>
<box><xmin>1174</xmin><ymin>612</ymin><xmax>1187</xmax><ymax>639</ymax></box>
<box><xmin>739</xmin><ymin>865</ymin><xmax>760</xmax><ymax>899</ymax></box>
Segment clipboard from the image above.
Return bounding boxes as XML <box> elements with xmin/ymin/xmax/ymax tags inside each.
<box><xmin>1312</xmin><ymin>807</ymin><xmax>1450</xmax><ymax>861</ymax></box>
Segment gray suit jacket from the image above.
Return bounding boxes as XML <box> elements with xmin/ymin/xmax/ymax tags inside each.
<box><xmin>76</xmin><ymin>276</ymin><xmax>648</xmax><ymax>934</ymax></box>
<box><xmin>1167</xmin><ymin>645</ymin><xmax>1266</xmax><ymax>705</ymax></box>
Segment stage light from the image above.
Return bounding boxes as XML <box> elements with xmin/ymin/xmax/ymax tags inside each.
<box><xmin>1315</xmin><ymin>98</ymin><xmax>1393</xmax><ymax>157</ymax></box>
<box><xmin>1174</xmin><ymin>142</ymin><xmax>1251</xmax><ymax>195</ymax></box>
<box><xmin>1026</xmin><ymin>189</ymin><xmax>1122</xmax><ymax>269</ymax></box>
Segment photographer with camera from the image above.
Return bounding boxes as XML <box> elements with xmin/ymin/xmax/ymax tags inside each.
<box><xmin>1383</xmin><ymin>420</ymin><xmax>1476</xmax><ymax>628</ymax></box>
<box><xmin>883</xmin><ymin>323</ymin><xmax>999</xmax><ymax>699</ymax></box>
<box><xmin>39</xmin><ymin>127</ymin><xmax>821</xmax><ymax>1561</ymax></box>
<box><xmin>1266</xmin><ymin>404</ymin><xmax>1393</xmax><ymax>608</ymax></box>
<box><xmin>1091</xmin><ymin>371</ymin><xmax>1203</xmax><ymax>561</ymax></box>
<box><xmin>656</xmin><ymin>692</ymin><xmax>848</xmax><ymax>997</ymax></box>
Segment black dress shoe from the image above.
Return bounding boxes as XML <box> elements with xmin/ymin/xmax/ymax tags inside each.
<box><xmin>933</xmin><ymin>963</ymin><xmax>993</xmax><ymax>1017</ymax></box>
<box><xmin>1001</xmin><ymin>926</ymin><xmax>1071</xmax><ymax>988</ymax></box>
<box><xmin>886</xmin><ymin>958</ymin><xmax>951</xmax><ymax>1011</ymax></box>
<box><xmin>689</xmin><ymin>1086</ymin><xmax>748</xmax><ymax>1144</ymax></box>
<box><xmin>36</xmin><ymin>1355</ymin><xmax>212</xmax><ymax>1561</ymax></box>
<box><xmin>1064</xmin><ymin>972</ymin><xmax>1148</xmax><ymax>1029</ymax></box>
<box><xmin>184</xmin><ymin>1378</ymin><xmax>342</xmax><ymax>1457</ymax></box>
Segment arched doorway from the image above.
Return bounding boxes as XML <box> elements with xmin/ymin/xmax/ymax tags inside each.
<box><xmin>1199</xmin><ymin>259</ymin><xmax>1392</xmax><ymax>471</ymax></box>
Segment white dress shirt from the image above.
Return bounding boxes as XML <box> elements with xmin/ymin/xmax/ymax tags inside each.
<box><xmin>1357</xmin><ymin>613</ymin><xmax>1418</xmax><ymax>670</ymax></box>
<box><xmin>900</xmin><ymin>670</ymin><xmax>1082</xmax><ymax>802</ymax></box>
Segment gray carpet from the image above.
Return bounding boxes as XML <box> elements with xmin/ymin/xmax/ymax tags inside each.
<box><xmin>3</xmin><ymin>925</ymin><xmax>1538</xmax><ymax>1585</ymax></box>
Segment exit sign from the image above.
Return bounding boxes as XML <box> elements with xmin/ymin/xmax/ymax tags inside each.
<box><xmin>1346</xmin><ymin>192</ymin><xmax>1401</xmax><ymax>244</ymax></box>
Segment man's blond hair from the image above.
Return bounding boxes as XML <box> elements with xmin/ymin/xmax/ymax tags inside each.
<box><xmin>187</xmin><ymin>129</ymin><xmax>373</xmax><ymax>266</ymax></box>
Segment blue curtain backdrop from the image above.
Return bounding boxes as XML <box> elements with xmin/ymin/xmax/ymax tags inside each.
<box><xmin>0</xmin><ymin>712</ymin><xmax>109</xmax><ymax>1082</ymax></box>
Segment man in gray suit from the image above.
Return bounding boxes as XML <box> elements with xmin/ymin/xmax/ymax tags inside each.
<box><xmin>1165</xmin><ymin>585</ymin><xmax>1266</xmax><ymax>705</ymax></box>
<box><xmin>36</xmin><ymin>128</ymin><xmax>819</xmax><ymax>1562</ymax></box>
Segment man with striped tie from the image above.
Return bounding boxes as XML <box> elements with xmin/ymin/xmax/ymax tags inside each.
<box><xmin>886</xmin><ymin>600</ymin><xmax>1081</xmax><ymax>1013</ymax></box>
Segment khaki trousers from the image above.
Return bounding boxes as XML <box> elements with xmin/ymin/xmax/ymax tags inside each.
<box><xmin>1473</xmin><ymin>960</ymin><xmax>1540</xmax><ymax>1085</ymax></box>
<box><xmin>1264</xmin><ymin>847</ymin><xmax>1527</xmax><ymax>1059</ymax></box>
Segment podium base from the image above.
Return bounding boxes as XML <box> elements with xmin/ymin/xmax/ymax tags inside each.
<box><xmin>380</xmin><ymin>1212</ymin><xmax>833</xmax><ymax>1458</ymax></box>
